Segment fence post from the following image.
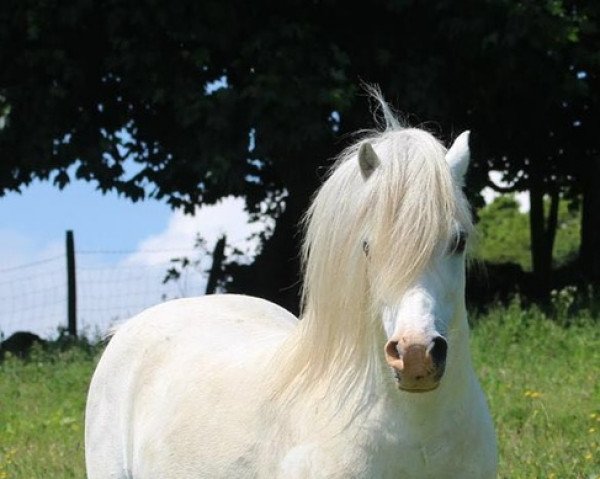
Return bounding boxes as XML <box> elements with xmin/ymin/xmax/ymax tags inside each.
<box><xmin>205</xmin><ymin>235</ymin><xmax>226</xmax><ymax>295</ymax></box>
<box><xmin>66</xmin><ymin>230</ymin><xmax>77</xmax><ymax>337</ymax></box>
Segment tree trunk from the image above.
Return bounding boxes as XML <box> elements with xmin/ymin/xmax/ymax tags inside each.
<box><xmin>528</xmin><ymin>163</ymin><xmax>559</xmax><ymax>301</ymax></box>
<box><xmin>545</xmin><ymin>186</ymin><xmax>559</xmax><ymax>271</ymax></box>
<box><xmin>529</xmin><ymin>181</ymin><xmax>550</xmax><ymax>299</ymax></box>
<box><xmin>226</xmin><ymin>190</ymin><xmax>310</xmax><ymax>315</ymax></box>
<box><xmin>580</xmin><ymin>156</ymin><xmax>600</xmax><ymax>289</ymax></box>
<box><xmin>205</xmin><ymin>235</ymin><xmax>226</xmax><ymax>295</ymax></box>
<box><xmin>226</xmin><ymin>138</ymin><xmax>336</xmax><ymax>314</ymax></box>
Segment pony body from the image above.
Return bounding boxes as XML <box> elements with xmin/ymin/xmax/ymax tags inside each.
<box><xmin>85</xmin><ymin>121</ymin><xmax>497</xmax><ymax>478</ymax></box>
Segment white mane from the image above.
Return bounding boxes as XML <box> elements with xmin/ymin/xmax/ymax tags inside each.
<box><xmin>271</xmin><ymin>105</ymin><xmax>473</xmax><ymax>403</ymax></box>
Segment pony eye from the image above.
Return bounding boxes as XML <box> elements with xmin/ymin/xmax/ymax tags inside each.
<box><xmin>362</xmin><ymin>241</ymin><xmax>370</xmax><ymax>256</ymax></box>
<box><xmin>450</xmin><ymin>232</ymin><xmax>467</xmax><ymax>255</ymax></box>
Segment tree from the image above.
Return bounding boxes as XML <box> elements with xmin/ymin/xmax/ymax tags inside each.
<box><xmin>1</xmin><ymin>0</ymin><xmax>598</xmax><ymax>310</ymax></box>
<box><xmin>429</xmin><ymin>0</ymin><xmax>600</xmax><ymax>297</ymax></box>
<box><xmin>0</xmin><ymin>0</ymin><xmax>355</xmax><ymax>312</ymax></box>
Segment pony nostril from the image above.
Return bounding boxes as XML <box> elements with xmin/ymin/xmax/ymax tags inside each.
<box><xmin>385</xmin><ymin>340</ymin><xmax>401</xmax><ymax>360</ymax></box>
<box><xmin>428</xmin><ymin>336</ymin><xmax>448</xmax><ymax>367</ymax></box>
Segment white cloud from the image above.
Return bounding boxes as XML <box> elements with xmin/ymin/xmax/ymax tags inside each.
<box><xmin>124</xmin><ymin>196</ymin><xmax>271</xmax><ymax>266</ymax></box>
<box><xmin>72</xmin><ymin>197</ymin><xmax>272</xmax><ymax>336</ymax></box>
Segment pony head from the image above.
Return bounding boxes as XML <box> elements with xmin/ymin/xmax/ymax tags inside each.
<box><xmin>359</xmin><ymin>130</ymin><xmax>473</xmax><ymax>392</ymax></box>
<box><xmin>269</xmin><ymin>92</ymin><xmax>476</xmax><ymax>405</ymax></box>
<box><xmin>296</xmin><ymin>113</ymin><xmax>473</xmax><ymax>397</ymax></box>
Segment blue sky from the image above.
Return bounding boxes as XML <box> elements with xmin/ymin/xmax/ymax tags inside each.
<box><xmin>0</xmin><ymin>178</ymin><xmax>172</xmax><ymax>259</ymax></box>
<box><xmin>0</xmin><ymin>177</ymin><xmax>268</xmax><ymax>338</ymax></box>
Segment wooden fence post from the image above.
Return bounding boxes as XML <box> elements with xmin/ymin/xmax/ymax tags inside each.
<box><xmin>66</xmin><ymin>230</ymin><xmax>77</xmax><ymax>337</ymax></box>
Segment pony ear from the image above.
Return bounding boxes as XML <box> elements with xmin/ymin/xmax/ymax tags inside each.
<box><xmin>358</xmin><ymin>142</ymin><xmax>380</xmax><ymax>179</ymax></box>
<box><xmin>445</xmin><ymin>131</ymin><xmax>470</xmax><ymax>182</ymax></box>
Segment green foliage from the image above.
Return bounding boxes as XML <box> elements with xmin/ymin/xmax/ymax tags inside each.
<box><xmin>475</xmin><ymin>194</ymin><xmax>581</xmax><ymax>270</ymax></box>
<box><xmin>476</xmin><ymin>195</ymin><xmax>532</xmax><ymax>269</ymax></box>
<box><xmin>554</xmin><ymin>201</ymin><xmax>582</xmax><ymax>268</ymax></box>
<box><xmin>0</xmin><ymin>0</ymin><xmax>353</xmax><ymax>214</ymax></box>
<box><xmin>0</xmin><ymin>1</ymin><xmax>597</xmax><ymax>215</ymax></box>
<box><xmin>1</xmin><ymin>304</ymin><xmax>598</xmax><ymax>477</ymax></box>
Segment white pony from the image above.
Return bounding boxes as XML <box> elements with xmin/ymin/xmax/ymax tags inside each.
<box><xmin>85</xmin><ymin>101</ymin><xmax>497</xmax><ymax>478</ymax></box>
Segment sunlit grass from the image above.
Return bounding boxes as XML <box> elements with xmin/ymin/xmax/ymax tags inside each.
<box><xmin>0</xmin><ymin>302</ymin><xmax>598</xmax><ymax>478</ymax></box>
<box><xmin>0</xmin><ymin>345</ymin><xmax>98</xmax><ymax>478</ymax></box>
<box><xmin>472</xmin><ymin>300</ymin><xmax>600</xmax><ymax>478</ymax></box>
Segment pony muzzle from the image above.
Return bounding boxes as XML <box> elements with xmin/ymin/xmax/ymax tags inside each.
<box><xmin>384</xmin><ymin>336</ymin><xmax>448</xmax><ymax>392</ymax></box>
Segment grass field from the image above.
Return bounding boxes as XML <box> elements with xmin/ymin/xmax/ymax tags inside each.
<box><xmin>471</xmin><ymin>301</ymin><xmax>600</xmax><ymax>478</ymax></box>
<box><xmin>1</xmin><ymin>301</ymin><xmax>599</xmax><ymax>478</ymax></box>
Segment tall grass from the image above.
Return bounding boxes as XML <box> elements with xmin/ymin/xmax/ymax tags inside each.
<box><xmin>472</xmin><ymin>302</ymin><xmax>600</xmax><ymax>479</ymax></box>
<box><xmin>471</xmin><ymin>299</ymin><xmax>599</xmax><ymax>478</ymax></box>
<box><xmin>0</xmin><ymin>343</ymin><xmax>99</xmax><ymax>479</ymax></box>
<box><xmin>0</xmin><ymin>303</ymin><xmax>598</xmax><ymax>478</ymax></box>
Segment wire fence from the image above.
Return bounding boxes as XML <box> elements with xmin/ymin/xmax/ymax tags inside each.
<box><xmin>0</xmin><ymin>245</ymin><xmax>210</xmax><ymax>340</ymax></box>
<box><xmin>0</xmin><ymin>256</ymin><xmax>67</xmax><ymax>339</ymax></box>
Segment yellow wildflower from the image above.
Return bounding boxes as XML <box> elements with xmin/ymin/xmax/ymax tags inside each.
<box><xmin>524</xmin><ymin>390</ymin><xmax>542</xmax><ymax>398</ymax></box>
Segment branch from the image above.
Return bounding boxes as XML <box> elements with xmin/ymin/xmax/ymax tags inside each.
<box><xmin>485</xmin><ymin>178</ymin><xmax>521</xmax><ymax>193</ymax></box>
